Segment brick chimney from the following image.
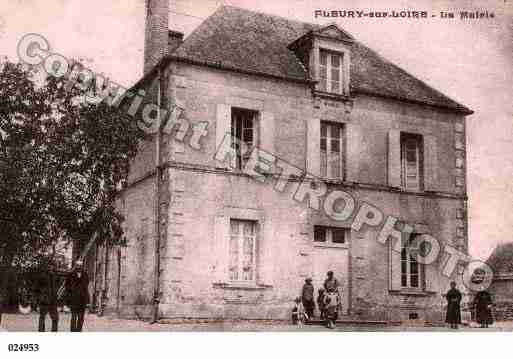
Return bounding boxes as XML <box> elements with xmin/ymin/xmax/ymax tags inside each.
<box><xmin>144</xmin><ymin>0</ymin><xmax>170</xmax><ymax>74</ymax></box>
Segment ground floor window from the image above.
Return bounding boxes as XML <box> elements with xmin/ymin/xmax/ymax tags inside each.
<box><xmin>229</xmin><ymin>219</ymin><xmax>257</xmax><ymax>282</ymax></box>
<box><xmin>314</xmin><ymin>226</ymin><xmax>346</xmax><ymax>245</ymax></box>
<box><xmin>401</xmin><ymin>234</ymin><xmax>425</xmax><ymax>288</ymax></box>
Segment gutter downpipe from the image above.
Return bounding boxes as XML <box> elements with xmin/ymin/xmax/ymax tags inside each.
<box><xmin>151</xmin><ymin>66</ymin><xmax>162</xmax><ymax>324</ymax></box>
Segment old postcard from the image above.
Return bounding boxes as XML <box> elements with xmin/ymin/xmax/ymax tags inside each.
<box><xmin>0</xmin><ymin>0</ymin><xmax>512</xmax><ymax>356</ymax></box>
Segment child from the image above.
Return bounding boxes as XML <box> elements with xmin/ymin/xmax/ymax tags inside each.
<box><xmin>317</xmin><ymin>288</ymin><xmax>325</xmax><ymax>320</ymax></box>
<box><xmin>323</xmin><ymin>289</ymin><xmax>340</xmax><ymax>329</ymax></box>
<box><xmin>291</xmin><ymin>297</ymin><xmax>307</xmax><ymax>325</ymax></box>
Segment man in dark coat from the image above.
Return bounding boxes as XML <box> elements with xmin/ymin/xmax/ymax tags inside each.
<box><xmin>65</xmin><ymin>260</ymin><xmax>90</xmax><ymax>332</ymax></box>
<box><xmin>474</xmin><ymin>290</ymin><xmax>494</xmax><ymax>328</ymax></box>
<box><xmin>35</xmin><ymin>269</ymin><xmax>59</xmax><ymax>332</ymax></box>
<box><xmin>445</xmin><ymin>281</ymin><xmax>462</xmax><ymax>329</ymax></box>
<box><xmin>301</xmin><ymin>278</ymin><xmax>315</xmax><ymax>320</ymax></box>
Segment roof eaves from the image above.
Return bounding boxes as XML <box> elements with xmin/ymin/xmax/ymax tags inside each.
<box><xmin>352</xmin><ymin>88</ymin><xmax>474</xmax><ymax>115</ymax></box>
<box><xmin>168</xmin><ymin>55</ymin><xmax>314</xmax><ymax>84</ymax></box>
<box><xmin>128</xmin><ymin>55</ymin><xmax>171</xmax><ymax>93</ymax></box>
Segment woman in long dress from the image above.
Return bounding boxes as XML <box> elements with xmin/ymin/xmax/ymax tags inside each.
<box><xmin>474</xmin><ymin>290</ymin><xmax>493</xmax><ymax>328</ymax></box>
<box><xmin>445</xmin><ymin>281</ymin><xmax>462</xmax><ymax>329</ymax></box>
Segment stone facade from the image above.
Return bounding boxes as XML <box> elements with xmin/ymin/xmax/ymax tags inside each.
<box><xmin>89</xmin><ymin>4</ymin><xmax>471</xmax><ymax>323</ymax></box>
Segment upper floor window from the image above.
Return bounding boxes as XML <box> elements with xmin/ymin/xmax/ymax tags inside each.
<box><xmin>229</xmin><ymin>219</ymin><xmax>257</xmax><ymax>282</ymax></box>
<box><xmin>231</xmin><ymin>108</ymin><xmax>258</xmax><ymax>170</ymax></box>
<box><xmin>320</xmin><ymin>122</ymin><xmax>345</xmax><ymax>179</ymax></box>
<box><xmin>319</xmin><ymin>50</ymin><xmax>344</xmax><ymax>94</ymax></box>
<box><xmin>401</xmin><ymin>133</ymin><xmax>423</xmax><ymax>191</ymax></box>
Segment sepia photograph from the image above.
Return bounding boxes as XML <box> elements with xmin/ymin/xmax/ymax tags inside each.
<box><xmin>0</xmin><ymin>0</ymin><xmax>512</xmax><ymax>356</ymax></box>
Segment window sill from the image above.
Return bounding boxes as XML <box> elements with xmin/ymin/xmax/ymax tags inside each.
<box><xmin>213</xmin><ymin>282</ymin><xmax>272</xmax><ymax>290</ymax></box>
<box><xmin>389</xmin><ymin>289</ymin><xmax>437</xmax><ymax>297</ymax></box>
<box><xmin>313</xmin><ymin>243</ymin><xmax>348</xmax><ymax>249</ymax></box>
<box><xmin>314</xmin><ymin>90</ymin><xmax>351</xmax><ymax>101</ymax></box>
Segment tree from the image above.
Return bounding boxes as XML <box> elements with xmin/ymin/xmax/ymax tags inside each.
<box><xmin>0</xmin><ymin>60</ymin><xmax>144</xmax><ymax>272</ymax></box>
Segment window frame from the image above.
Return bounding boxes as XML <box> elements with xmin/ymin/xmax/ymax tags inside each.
<box><xmin>231</xmin><ymin>107</ymin><xmax>259</xmax><ymax>170</ymax></box>
<box><xmin>400</xmin><ymin>234</ymin><xmax>425</xmax><ymax>290</ymax></box>
<box><xmin>229</xmin><ymin>219</ymin><xmax>258</xmax><ymax>284</ymax></box>
<box><xmin>320</xmin><ymin>121</ymin><xmax>346</xmax><ymax>180</ymax></box>
<box><xmin>319</xmin><ymin>49</ymin><xmax>345</xmax><ymax>94</ymax></box>
<box><xmin>400</xmin><ymin>132</ymin><xmax>424</xmax><ymax>192</ymax></box>
<box><xmin>313</xmin><ymin>226</ymin><xmax>348</xmax><ymax>248</ymax></box>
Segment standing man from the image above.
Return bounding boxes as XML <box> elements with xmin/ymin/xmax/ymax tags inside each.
<box><xmin>301</xmin><ymin>278</ymin><xmax>315</xmax><ymax>320</ymax></box>
<box><xmin>65</xmin><ymin>260</ymin><xmax>90</xmax><ymax>332</ymax></box>
<box><xmin>36</xmin><ymin>268</ymin><xmax>59</xmax><ymax>332</ymax></box>
<box><xmin>445</xmin><ymin>281</ymin><xmax>462</xmax><ymax>329</ymax></box>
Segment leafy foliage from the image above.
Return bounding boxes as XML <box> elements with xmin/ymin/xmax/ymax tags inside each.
<box><xmin>0</xmin><ymin>61</ymin><xmax>144</xmax><ymax>270</ymax></box>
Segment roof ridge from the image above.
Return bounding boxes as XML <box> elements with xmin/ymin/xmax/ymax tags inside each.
<box><xmin>159</xmin><ymin>5</ymin><xmax>473</xmax><ymax>114</ymax></box>
<box><xmin>219</xmin><ymin>4</ymin><xmax>321</xmax><ymax>30</ymax></box>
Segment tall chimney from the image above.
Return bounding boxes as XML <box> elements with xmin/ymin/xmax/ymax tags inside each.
<box><xmin>144</xmin><ymin>0</ymin><xmax>170</xmax><ymax>74</ymax></box>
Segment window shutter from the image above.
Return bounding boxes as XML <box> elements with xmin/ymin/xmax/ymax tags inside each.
<box><xmin>213</xmin><ymin>216</ymin><xmax>229</xmax><ymax>283</ymax></box>
<box><xmin>259</xmin><ymin>112</ymin><xmax>275</xmax><ymax>154</ymax></box>
<box><xmin>424</xmin><ymin>261</ymin><xmax>437</xmax><ymax>293</ymax></box>
<box><xmin>387</xmin><ymin>130</ymin><xmax>401</xmax><ymax>188</ymax></box>
<box><xmin>389</xmin><ymin>240</ymin><xmax>402</xmax><ymax>291</ymax></box>
<box><xmin>345</xmin><ymin>123</ymin><xmax>361</xmax><ymax>183</ymax></box>
<box><xmin>216</xmin><ymin>104</ymin><xmax>231</xmax><ymax>168</ymax></box>
<box><xmin>307</xmin><ymin>118</ymin><xmax>320</xmax><ymax>176</ymax></box>
<box><xmin>258</xmin><ymin>220</ymin><xmax>274</xmax><ymax>286</ymax></box>
<box><xmin>423</xmin><ymin>135</ymin><xmax>439</xmax><ymax>191</ymax></box>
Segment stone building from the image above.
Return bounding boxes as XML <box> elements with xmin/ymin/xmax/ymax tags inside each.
<box><xmin>486</xmin><ymin>243</ymin><xmax>513</xmax><ymax>321</ymax></box>
<box><xmin>89</xmin><ymin>3</ymin><xmax>473</xmax><ymax>323</ymax></box>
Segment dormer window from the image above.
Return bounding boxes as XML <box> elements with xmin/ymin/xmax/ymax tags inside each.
<box><xmin>319</xmin><ymin>50</ymin><xmax>344</xmax><ymax>94</ymax></box>
<box><xmin>288</xmin><ymin>24</ymin><xmax>354</xmax><ymax>97</ymax></box>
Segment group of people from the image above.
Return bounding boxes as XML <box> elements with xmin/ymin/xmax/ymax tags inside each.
<box><xmin>293</xmin><ymin>271</ymin><xmax>341</xmax><ymax>329</ymax></box>
<box><xmin>293</xmin><ymin>278</ymin><xmax>494</xmax><ymax>330</ymax></box>
<box><xmin>445</xmin><ymin>281</ymin><xmax>494</xmax><ymax>329</ymax></box>
<box><xmin>35</xmin><ymin>260</ymin><xmax>90</xmax><ymax>332</ymax></box>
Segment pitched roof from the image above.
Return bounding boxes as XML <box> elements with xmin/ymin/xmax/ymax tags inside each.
<box><xmin>170</xmin><ymin>6</ymin><xmax>472</xmax><ymax>114</ymax></box>
<box><xmin>487</xmin><ymin>243</ymin><xmax>513</xmax><ymax>274</ymax></box>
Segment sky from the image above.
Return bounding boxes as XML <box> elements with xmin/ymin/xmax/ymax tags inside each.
<box><xmin>0</xmin><ymin>0</ymin><xmax>512</xmax><ymax>260</ymax></box>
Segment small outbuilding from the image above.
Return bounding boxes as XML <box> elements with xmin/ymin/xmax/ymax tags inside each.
<box><xmin>486</xmin><ymin>243</ymin><xmax>513</xmax><ymax>321</ymax></box>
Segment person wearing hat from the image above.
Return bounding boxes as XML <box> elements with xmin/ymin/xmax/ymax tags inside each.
<box><xmin>445</xmin><ymin>281</ymin><xmax>462</xmax><ymax>329</ymax></box>
<box><xmin>301</xmin><ymin>278</ymin><xmax>315</xmax><ymax>320</ymax></box>
<box><xmin>65</xmin><ymin>260</ymin><xmax>90</xmax><ymax>332</ymax></box>
<box><xmin>35</xmin><ymin>266</ymin><xmax>59</xmax><ymax>332</ymax></box>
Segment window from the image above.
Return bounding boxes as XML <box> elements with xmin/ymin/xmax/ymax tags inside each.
<box><xmin>400</xmin><ymin>234</ymin><xmax>424</xmax><ymax>289</ymax></box>
<box><xmin>401</xmin><ymin>133</ymin><xmax>423</xmax><ymax>191</ymax></box>
<box><xmin>320</xmin><ymin>122</ymin><xmax>345</xmax><ymax>179</ymax></box>
<box><xmin>229</xmin><ymin>219</ymin><xmax>257</xmax><ymax>282</ymax></box>
<box><xmin>319</xmin><ymin>50</ymin><xmax>344</xmax><ymax>94</ymax></box>
<box><xmin>231</xmin><ymin>108</ymin><xmax>258</xmax><ymax>170</ymax></box>
<box><xmin>314</xmin><ymin>226</ymin><xmax>346</xmax><ymax>245</ymax></box>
